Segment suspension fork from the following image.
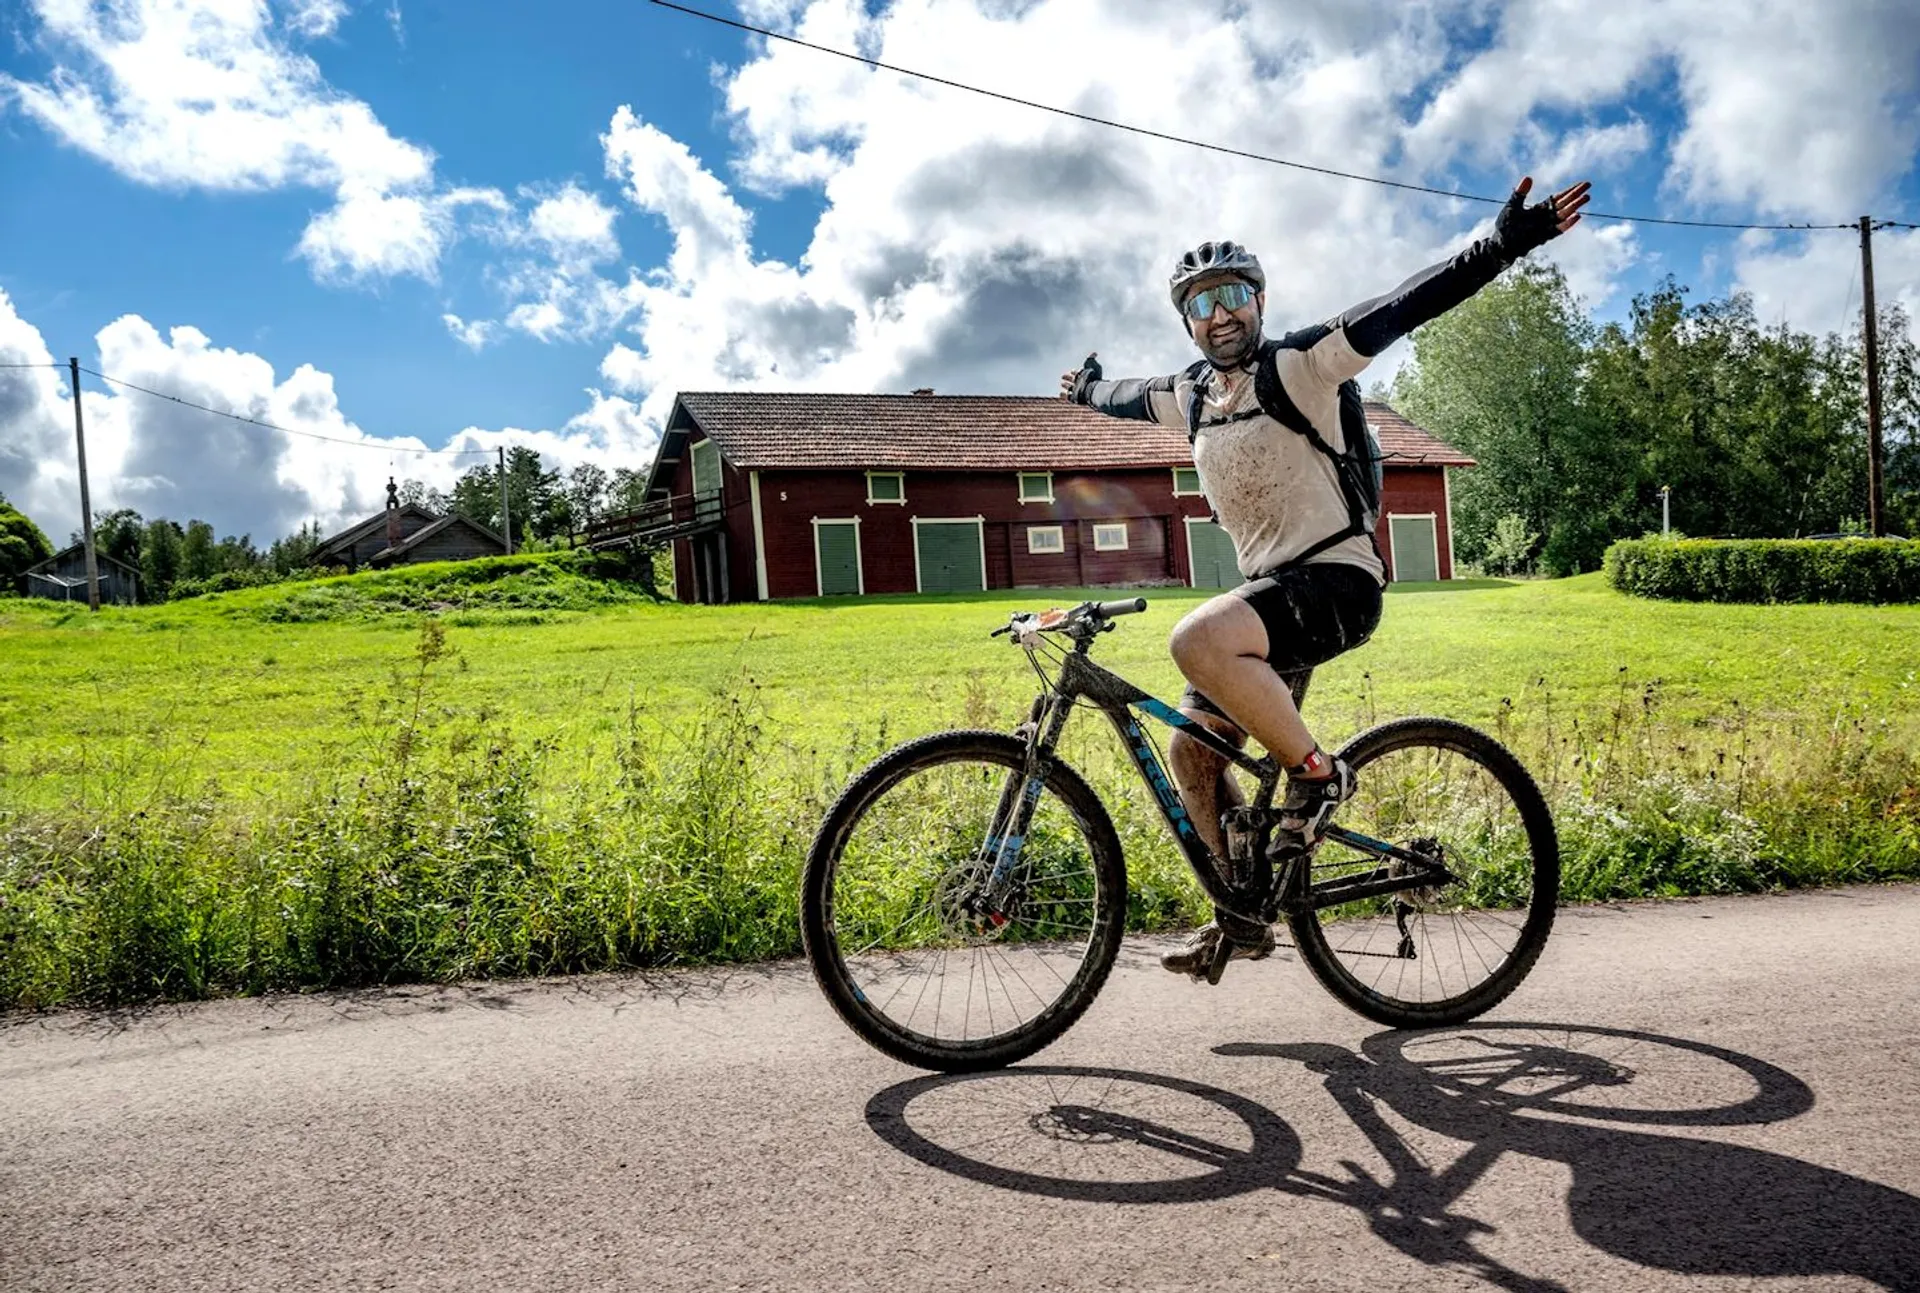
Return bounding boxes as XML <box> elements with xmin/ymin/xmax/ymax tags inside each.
<box><xmin>979</xmin><ymin>686</ymin><xmax>1075</xmax><ymax>904</ymax></box>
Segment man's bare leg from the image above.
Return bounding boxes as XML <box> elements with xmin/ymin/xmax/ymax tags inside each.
<box><xmin>1166</xmin><ymin>709</ymin><xmax>1248</xmax><ymax>861</ymax></box>
<box><xmin>1168</xmin><ymin>594</ymin><xmax>1317</xmax><ymax>767</ymax></box>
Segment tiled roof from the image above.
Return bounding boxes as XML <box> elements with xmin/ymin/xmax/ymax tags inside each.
<box><xmin>1365</xmin><ymin>403</ymin><xmax>1477</xmax><ymax>467</ymax></box>
<box><xmin>672</xmin><ymin>391</ymin><xmax>1472</xmax><ymax>471</ymax></box>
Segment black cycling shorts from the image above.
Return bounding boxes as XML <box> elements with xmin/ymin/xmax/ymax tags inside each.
<box><xmin>1180</xmin><ymin>561</ymin><xmax>1383</xmax><ymax>724</ymax></box>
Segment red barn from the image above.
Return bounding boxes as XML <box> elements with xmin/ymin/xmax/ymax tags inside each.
<box><xmin>623</xmin><ymin>390</ymin><xmax>1472</xmax><ymax>602</ymax></box>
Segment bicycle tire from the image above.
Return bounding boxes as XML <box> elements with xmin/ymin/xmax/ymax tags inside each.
<box><xmin>802</xmin><ymin>730</ymin><xmax>1128</xmax><ymax>1072</ymax></box>
<box><xmin>1288</xmin><ymin>717</ymin><xmax>1559</xmax><ymax>1028</ymax></box>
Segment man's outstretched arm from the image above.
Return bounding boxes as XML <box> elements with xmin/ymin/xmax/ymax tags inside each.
<box><xmin>1058</xmin><ymin>355</ymin><xmax>1182</xmax><ymax>424</ymax></box>
<box><xmin>1298</xmin><ymin>178</ymin><xmax>1591</xmax><ymax>386</ymax></box>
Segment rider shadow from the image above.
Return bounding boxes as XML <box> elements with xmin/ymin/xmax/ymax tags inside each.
<box><xmin>864</xmin><ymin>1024</ymin><xmax>1920</xmax><ymax>1291</ymax></box>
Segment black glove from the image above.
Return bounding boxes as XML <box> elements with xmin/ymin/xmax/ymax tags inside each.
<box><xmin>1070</xmin><ymin>352</ymin><xmax>1102</xmax><ymax>402</ymax></box>
<box><xmin>1493</xmin><ymin>184</ymin><xmax>1564</xmax><ymax>260</ymax></box>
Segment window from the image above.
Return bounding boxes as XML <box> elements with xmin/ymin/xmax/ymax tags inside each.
<box><xmin>1018</xmin><ymin>472</ymin><xmax>1054</xmax><ymax>504</ymax></box>
<box><xmin>1027</xmin><ymin>525</ymin><xmax>1064</xmax><ymax>554</ymax></box>
<box><xmin>865</xmin><ymin>471</ymin><xmax>905</xmax><ymax>504</ymax></box>
<box><xmin>1172</xmin><ymin>467</ymin><xmax>1203</xmax><ymax>496</ymax></box>
<box><xmin>1092</xmin><ymin>523</ymin><xmax>1129</xmax><ymax>552</ymax></box>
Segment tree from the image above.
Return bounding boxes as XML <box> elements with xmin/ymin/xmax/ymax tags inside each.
<box><xmin>0</xmin><ymin>502</ymin><xmax>54</xmax><ymax>590</ymax></box>
<box><xmin>141</xmin><ymin>518</ymin><xmax>184</xmax><ymax>600</ymax></box>
<box><xmin>608</xmin><ymin>467</ymin><xmax>649</xmax><ymax>517</ymax></box>
<box><xmin>268</xmin><ymin>521</ymin><xmax>326</xmax><ymax>574</ymax></box>
<box><xmin>567</xmin><ymin>462</ymin><xmax>610</xmax><ymax>535</ymax></box>
<box><xmin>180</xmin><ymin>519</ymin><xmax>218</xmax><ymax>582</ymax></box>
<box><xmin>84</xmin><ymin>509</ymin><xmax>145</xmax><ymax>570</ymax></box>
<box><xmin>447</xmin><ymin>448</ymin><xmax>565</xmax><ymax>545</ymax></box>
<box><xmin>1390</xmin><ymin>263</ymin><xmax>1626</xmax><ymax>573</ymax></box>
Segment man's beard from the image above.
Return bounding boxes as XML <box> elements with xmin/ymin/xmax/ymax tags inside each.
<box><xmin>1196</xmin><ymin>320</ymin><xmax>1261</xmax><ymax>369</ymax></box>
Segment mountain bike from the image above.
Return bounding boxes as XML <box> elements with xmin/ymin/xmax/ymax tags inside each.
<box><xmin>801</xmin><ymin>597</ymin><xmax>1560</xmax><ymax>1072</ymax></box>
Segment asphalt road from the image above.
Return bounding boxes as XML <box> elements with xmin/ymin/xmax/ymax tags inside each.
<box><xmin>5</xmin><ymin>886</ymin><xmax>1918</xmax><ymax>1292</ymax></box>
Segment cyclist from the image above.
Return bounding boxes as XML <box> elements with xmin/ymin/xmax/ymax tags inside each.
<box><xmin>1061</xmin><ymin>176</ymin><xmax>1590</xmax><ymax>978</ymax></box>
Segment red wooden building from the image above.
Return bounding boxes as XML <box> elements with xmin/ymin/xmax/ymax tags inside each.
<box><xmin>626</xmin><ymin>391</ymin><xmax>1473</xmax><ymax>602</ymax></box>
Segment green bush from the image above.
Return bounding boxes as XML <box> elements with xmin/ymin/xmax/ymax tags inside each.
<box><xmin>1605</xmin><ymin>538</ymin><xmax>1920</xmax><ymax>604</ymax></box>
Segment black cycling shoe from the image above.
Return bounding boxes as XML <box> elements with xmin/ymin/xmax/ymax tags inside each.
<box><xmin>1269</xmin><ymin>754</ymin><xmax>1358</xmax><ymax>859</ymax></box>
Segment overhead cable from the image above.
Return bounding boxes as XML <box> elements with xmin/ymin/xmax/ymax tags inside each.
<box><xmin>650</xmin><ymin>0</ymin><xmax>1867</xmax><ymax>233</ymax></box>
<box><xmin>78</xmin><ymin>366</ymin><xmax>496</xmax><ymax>456</ymax></box>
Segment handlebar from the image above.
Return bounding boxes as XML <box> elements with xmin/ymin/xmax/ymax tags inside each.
<box><xmin>990</xmin><ymin>597</ymin><xmax>1150</xmax><ymax>641</ymax></box>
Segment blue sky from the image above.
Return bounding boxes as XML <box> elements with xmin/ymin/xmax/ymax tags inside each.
<box><xmin>2</xmin><ymin>0</ymin><xmax>1917</xmax><ymax>542</ymax></box>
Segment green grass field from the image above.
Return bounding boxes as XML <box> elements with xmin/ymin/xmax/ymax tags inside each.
<box><xmin>2</xmin><ymin>564</ymin><xmax>1917</xmax><ymax>1007</ymax></box>
<box><xmin>6</xmin><ymin>570</ymin><xmax>1917</xmax><ymax>807</ymax></box>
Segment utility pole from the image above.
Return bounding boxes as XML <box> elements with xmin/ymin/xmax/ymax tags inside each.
<box><xmin>1661</xmin><ymin>485</ymin><xmax>1671</xmax><ymax>538</ymax></box>
<box><xmin>1859</xmin><ymin>217</ymin><xmax>1887</xmax><ymax>538</ymax></box>
<box><xmin>68</xmin><ymin>358</ymin><xmax>101</xmax><ymax>611</ymax></box>
<box><xmin>497</xmin><ymin>445</ymin><xmax>513</xmax><ymax>555</ymax></box>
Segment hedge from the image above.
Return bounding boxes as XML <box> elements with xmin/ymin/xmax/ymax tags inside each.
<box><xmin>1604</xmin><ymin>538</ymin><xmax>1920</xmax><ymax>604</ymax></box>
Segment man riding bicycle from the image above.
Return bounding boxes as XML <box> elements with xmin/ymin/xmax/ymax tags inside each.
<box><xmin>1061</xmin><ymin>176</ymin><xmax>1591</xmax><ymax>978</ymax></box>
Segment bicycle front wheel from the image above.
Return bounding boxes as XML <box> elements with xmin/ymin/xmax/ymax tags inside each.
<box><xmin>802</xmin><ymin>730</ymin><xmax>1126</xmax><ymax>1072</ymax></box>
<box><xmin>1289</xmin><ymin>717</ymin><xmax>1559</xmax><ymax>1028</ymax></box>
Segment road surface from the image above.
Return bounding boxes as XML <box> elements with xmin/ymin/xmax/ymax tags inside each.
<box><xmin>5</xmin><ymin>885</ymin><xmax>1918</xmax><ymax>1291</ymax></box>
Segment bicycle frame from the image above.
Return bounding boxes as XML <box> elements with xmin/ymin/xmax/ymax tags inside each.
<box><xmin>987</xmin><ymin>632</ymin><xmax>1453</xmax><ymax>925</ymax></box>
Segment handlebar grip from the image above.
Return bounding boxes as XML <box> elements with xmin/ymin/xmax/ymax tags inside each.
<box><xmin>1096</xmin><ymin>598</ymin><xmax>1147</xmax><ymax>617</ymax></box>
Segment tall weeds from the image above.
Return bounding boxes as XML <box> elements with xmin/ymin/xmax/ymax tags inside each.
<box><xmin>2</xmin><ymin>625</ymin><xmax>1915</xmax><ymax>1009</ymax></box>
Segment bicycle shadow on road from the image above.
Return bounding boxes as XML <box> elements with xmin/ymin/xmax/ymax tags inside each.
<box><xmin>864</xmin><ymin>1022</ymin><xmax>1920</xmax><ymax>1292</ymax></box>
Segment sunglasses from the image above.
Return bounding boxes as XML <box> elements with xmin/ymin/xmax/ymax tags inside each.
<box><xmin>1184</xmin><ymin>281</ymin><xmax>1257</xmax><ymax>321</ymax></box>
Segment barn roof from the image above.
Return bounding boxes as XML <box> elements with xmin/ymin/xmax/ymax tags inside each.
<box><xmin>314</xmin><ymin>503</ymin><xmax>442</xmax><ymax>559</ymax></box>
<box><xmin>371</xmin><ymin>513</ymin><xmax>505</xmax><ymax>563</ymax></box>
<box><xmin>25</xmin><ymin>543</ymin><xmax>143</xmax><ymax>578</ymax></box>
<box><xmin>657</xmin><ymin>391</ymin><xmax>1472</xmax><ymax>490</ymax></box>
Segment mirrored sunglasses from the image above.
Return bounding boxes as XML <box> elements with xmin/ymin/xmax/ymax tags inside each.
<box><xmin>1183</xmin><ymin>280</ymin><xmax>1257</xmax><ymax>321</ymax></box>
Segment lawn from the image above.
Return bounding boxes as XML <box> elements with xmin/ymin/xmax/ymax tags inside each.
<box><xmin>4</xmin><ymin>572</ymin><xmax>1917</xmax><ymax>810</ymax></box>
<box><xmin>2</xmin><ymin>568</ymin><xmax>1917</xmax><ymax>1008</ymax></box>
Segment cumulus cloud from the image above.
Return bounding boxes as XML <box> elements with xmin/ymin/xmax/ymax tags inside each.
<box><xmin>0</xmin><ymin>291</ymin><xmax>657</xmax><ymax>543</ymax></box>
<box><xmin>0</xmin><ymin>0</ymin><xmax>498</xmax><ymax>283</ymax></box>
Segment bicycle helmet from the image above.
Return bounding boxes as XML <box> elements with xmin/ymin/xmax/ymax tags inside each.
<box><xmin>1169</xmin><ymin>240</ymin><xmax>1265</xmax><ymax>313</ymax></box>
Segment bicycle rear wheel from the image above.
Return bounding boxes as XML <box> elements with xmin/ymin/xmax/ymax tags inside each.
<box><xmin>802</xmin><ymin>730</ymin><xmax>1127</xmax><ymax>1072</ymax></box>
<box><xmin>1288</xmin><ymin>717</ymin><xmax>1559</xmax><ymax>1028</ymax></box>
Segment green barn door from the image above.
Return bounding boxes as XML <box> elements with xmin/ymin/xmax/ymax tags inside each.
<box><xmin>814</xmin><ymin>521</ymin><xmax>861</xmax><ymax>596</ymax></box>
<box><xmin>1187</xmin><ymin>520</ymin><xmax>1241</xmax><ymax>587</ymax></box>
<box><xmin>691</xmin><ymin>439</ymin><xmax>722</xmax><ymax>523</ymax></box>
<box><xmin>915</xmin><ymin>521</ymin><xmax>984</xmax><ymax>593</ymax></box>
<box><xmin>1388</xmin><ymin>515</ymin><xmax>1439</xmax><ymax>583</ymax></box>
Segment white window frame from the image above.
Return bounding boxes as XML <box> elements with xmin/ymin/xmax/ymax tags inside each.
<box><xmin>864</xmin><ymin>471</ymin><xmax>906</xmax><ymax>505</ymax></box>
<box><xmin>1026</xmin><ymin>525</ymin><xmax>1065</xmax><ymax>554</ymax></box>
<box><xmin>1091</xmin><ymin>522</ymin><xmax>1129</xmax><ymax>552</ymax></box>
<box><xmin>1017</xmin><ymin>472</ymin><xmax>1054</xmax><ymax>504</ymax></box>
<box><xmin>810</xmin><ymin>516</ymin><xmax>864</xmax><ymax>596</ymax></box>
<box><xmin>909</xmin><ymin>516</ymin><xmax>988</xmax><ymax>594</ymax></box>
<box><xmin>1386</xmin><ymin>511</ymin><xmax>1440</xmax><ymax>583</ymax></box>
<box><xmin>1171</xmin><ymin>466</ymin><xmax>1204</xmax><ymax>497</ymax></box>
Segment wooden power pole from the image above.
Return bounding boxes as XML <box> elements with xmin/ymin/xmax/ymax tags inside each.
<box><xmin>68</xmin><ymin>357</ymin><xmax>101</xmax><ymax>611</ymax></box>
<box><xmin>497</xmin><ymin>445</ymin><xmax>513</xmax><ymax>555</ymax></box>
<box><xmin>1859</xmin><ymin>217</ymin><xmax>1887</xmax><ymax>538</ymax></box>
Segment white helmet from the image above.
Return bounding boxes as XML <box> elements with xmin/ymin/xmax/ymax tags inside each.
<box><xmin>1169</xmin><ymin>240</ymin><xmax>1265</xmax><ymax>313</ymax></box>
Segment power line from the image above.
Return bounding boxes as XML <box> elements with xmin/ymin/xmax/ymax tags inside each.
<box><xmin>0</xmin><ymin>362</ymin><xmax>60</xmax><ymax>369</ymax></box>
<box><xmin>77</xmin><ymin>365</ymin><xmax>496</xmax><ymax>457</ymax></box>
<box><xmin>651</xmin><ymin>0</ymin><xmax>1865</xmax><ymax>234</ymax></box>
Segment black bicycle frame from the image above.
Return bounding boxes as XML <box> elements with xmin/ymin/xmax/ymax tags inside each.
<box><xmin>986</xmin><ymin>634</ymin><xmax>1451</xmax><ymax>923</ymax></box>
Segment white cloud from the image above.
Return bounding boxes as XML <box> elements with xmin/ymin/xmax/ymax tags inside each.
<box><xmin>1734</xmin><ymin>226</ymin><xmax>1920</xmax><ymax>342</ymax></box>
<box><xmin>283</xmin><ymin>0</ymin><xmax>351</xmax><ymax>40</ymax></box>
<box><xmin>525</xmin><ymin>183</ymin><xmax>621</xmax><ymax>264</ymax></box>
<box><xmin>442</xmin><ymin>313</ymin><xmax>497</xmax><ymax>351</ymax></box>
<box><xmin>0</xmin><ymin>291</ymin><xmax>655</xmax><ymax>543</ymax></box>
<box><xmin>0</xmin><ymin>0</ymin><xmax>499</xmax><ymax>283</ymax></box>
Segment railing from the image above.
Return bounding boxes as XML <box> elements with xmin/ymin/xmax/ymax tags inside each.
<box><xmin>584</xmin><ymin>489</ymin><xmax>723</xmax><ymax>548</ymax></box>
